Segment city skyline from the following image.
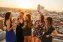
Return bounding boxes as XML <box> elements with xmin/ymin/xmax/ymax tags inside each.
<box><xmin>0</xmin><ymin>0</ymin><xmax>63</xmax><ymax>12</ymax></box>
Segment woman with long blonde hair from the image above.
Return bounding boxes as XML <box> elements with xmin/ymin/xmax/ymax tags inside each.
<box><xmin>16</xmin><ymin>12</ymin><xmax>24</xmax><ymax>42</ymax></box>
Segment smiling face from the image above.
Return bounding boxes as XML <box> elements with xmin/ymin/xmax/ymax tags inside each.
<box><xmin>46</xmin><ymin>19</ymin><xmax>48</xmax><ymax>26</ymax></box>
<box><xmin>25</xmin><ymin>15</ymin><xmax>29</xmax><ymax>21</ymax></box>
<box><xmin>39</xmin><ymin>14</ymin><xmax>44</xmax><ymax>23</ymax></box>
<box><xmin>19</xmin><ymin>12</ymin><xmax>24</xmax><ymax>18</ymax></box>
<box><xmin>9</xmin><ymin>13</ymin><xmax>12</xmax><ymax>20</ymax></box>
<box><xmin>39</xmin><ymin>16</ymin><xmax>41</xmax><ymax>21</ymax></box>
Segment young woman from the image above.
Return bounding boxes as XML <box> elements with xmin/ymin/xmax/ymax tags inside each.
<box><xmin>23</xmin><ymin>14</ymin><xmax>32</xmax><ymax>42</ymax></box>
<box><xmin>42</xmin><ymin>17</ymin><xmax>58</xmax><ymax>42</ymax></box>
<box><xmin>33</xmin><ymin>14</ymin><xmax>45</xmax><ymax>42</ymax></box>
<box><xmin>16</xmin><ymin>12</ymin><xmax>24</xmax><ymax>42</ymax></box>
<box><xmin>4</xmin><ymin>12</ymin><xmax>16</xmax><ymax>42</ymax></box>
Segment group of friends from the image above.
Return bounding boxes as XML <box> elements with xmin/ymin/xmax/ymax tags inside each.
<box><xmin>4</xmin><ymin>12</ymin><xmax>58</xmax><ymax>42</ymax></box>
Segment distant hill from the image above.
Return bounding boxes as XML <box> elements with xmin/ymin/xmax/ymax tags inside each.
<box><xmin>0</xmin><ymin>7</ymin><xmax>34</xmax><ymax>11</ymax></box>
<box><xmin>0</xmin><ymin>7</ymin><xmax>23</xmax><ymax>11</ymax></box>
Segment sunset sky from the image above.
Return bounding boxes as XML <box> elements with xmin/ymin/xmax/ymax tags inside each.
<box><xmin>0</xmin><ymin>0</ymin><xmax>63</xmax><ymax>12</ymax></box>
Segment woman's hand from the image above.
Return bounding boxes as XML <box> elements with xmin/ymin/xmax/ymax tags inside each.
<box><xmin>34</xmin><ymin>24</ymin><xmax>38</xmax><ymax>28</ymax></box>
<box><xmin>6</xmin><ymin>19</ymin><xmax>17</xmax><ymax>32</ymax></box>
<box><xmin>46</xmin><ymin>35</ymin><xmax>50</xmax><ymax>38</ymax></box>
<box><xmin>13</xmin><ymin>23</ymin><xmax>17</xmax><ymax>28</ymax></box>
<box><xmin>50</xmin><ymin>30</ymin><xmax>58</xmax><ymax>36</ymax></box>
<box><xmin>22</xmin><ymin>26</ymin><xmax>25</xmax><ymax>29</ymax></box>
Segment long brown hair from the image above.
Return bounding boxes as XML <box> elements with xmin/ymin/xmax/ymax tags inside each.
<box><xmin>47</xmin><ymin>17</ymin><xmax>53</xmax><ymax>27</ymax></box>
<box><xmin>40</xmin><ymin>14</ymin><xmax>44</xmax><ymax>23</ymax></box>
<box><xmin>46</xmin><ymin>17</ymin><xmax>53</xmax><ymax>31</ymax></box>
<box><xmin>4</xmin><ymin>12</ymin><xmax>12</xmax><ymax>26</ymax></box>
<box><xmin>26</xmin><ymin>14</ymin><xmax>31</xmax><ymax>28</ymax></box>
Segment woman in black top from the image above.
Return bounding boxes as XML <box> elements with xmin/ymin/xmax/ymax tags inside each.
<box><xmin>23</xmin><ymin>14</ymin><xmax>32</xmax><ymax>42</ymax></box>
<box><xmin>42</xmin><ymin>17</ymin><xmax>58</xmax><ymax>42</ymax></box>
<box><xmin>16</xmin><ymin>12</ymin><xmax>24</xmax><ymax>42</ymax></box>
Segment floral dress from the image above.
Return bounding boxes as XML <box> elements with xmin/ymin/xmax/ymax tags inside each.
<box><xmin>33</xmin><ymin>20</ymin><xmax>45</xmax><ymax>39</ymax></box>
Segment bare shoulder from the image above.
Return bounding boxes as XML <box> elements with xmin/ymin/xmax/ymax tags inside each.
<box><xmin>6</xmin><ymin>19</ymin><xmax>10</xmax><ymax>25</ymax></box>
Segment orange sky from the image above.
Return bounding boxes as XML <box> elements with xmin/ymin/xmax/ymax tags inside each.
<box><xmin>0</xmin><ymin>0</ymin><xmax>63</xmax><ymax>12</ymax></box>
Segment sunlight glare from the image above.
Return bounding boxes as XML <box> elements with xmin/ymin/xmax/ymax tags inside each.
<box><xmin>17</xmin><ymin>0</ymin><xmax>33</xmax><ymax>9</ymax></box>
